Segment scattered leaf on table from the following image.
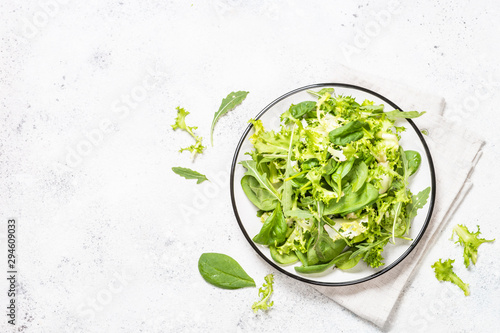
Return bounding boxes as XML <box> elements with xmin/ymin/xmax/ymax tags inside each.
<box><xmin>211</xmin><ymin>91</ymin><xmax>249</xmax><ymax>146</ymax></box>
<box><xmin>172</xmin><ymin>167</ymin><xmax>208</xmax><ymax>184</ymax></box>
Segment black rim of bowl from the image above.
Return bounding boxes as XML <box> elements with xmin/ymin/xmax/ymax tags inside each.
<box><xmin>229</xmin><ymin>83</ymin><xmax>436</xmax><ymax>287</ymax></box>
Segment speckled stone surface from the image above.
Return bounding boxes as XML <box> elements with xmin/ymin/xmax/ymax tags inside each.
<box><xmin>1</xmin><ymin>1</ymin><xmax>499</xmax><ymax>332</ymax></box>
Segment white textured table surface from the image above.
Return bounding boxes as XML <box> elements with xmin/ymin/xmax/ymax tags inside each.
<box><xmin>1</xmin><ymin>1</ymin><xmax>499</xmax><ymax>332</ymax></box>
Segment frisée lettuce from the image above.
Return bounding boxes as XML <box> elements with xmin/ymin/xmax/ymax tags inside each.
<box><xmin>240</xmin><ymin>89</ymin><xmax>430</xmax><ymax>273</ymax></box>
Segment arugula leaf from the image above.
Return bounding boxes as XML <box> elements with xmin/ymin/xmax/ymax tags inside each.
<box><xmin>240</xmin><ymin>160</ymin><xmax>281</xmax><ymax>202</ymax></box>
<box><xmin>198</xmin><ymin>253</ymin><xmax>255</xmax><ymax>289</ymax></box>
<box><xmin>405</xmin><ymin>186</ymin><xmax>431</xmax><ymax>234</ymax></box>
<box><xmin>384</xmin><ymin>110</ymin><xmax>426</xmax><ymax>120</ymax></box>
<box><xmin>282</xmin><ymin>124</ymin><xmax>296</xmax><ymax>216</ymax></box>
<box><xmin>210</xmin><ymin>91</ymin><xmax>249</xmax><ymax>145</ymax></box>
<box><xmin>350</xmin><ymin>236</ymin><xmax>389</xmax><ymax>268</ymax></box>
<box><xmin>432</xmin><ymin>259</ymin><xmax>469</xmax><ymax>296</ymax></box>
<box><xmin>172</xmin><ymin>167</ymin><xmax>208</xmax><ymax>184</ymax></box>
<box><xmin>253</xmin><ymin>203</ymin><xmax>287</xmax><ymax>246</ymax></box>
<box><xmin>241</xmin><ymin>175</ymin><xmax>279</xmax><ymax>211</ymax></box>
<box><xmin>284</xmin><ymin>208</ymin><xmax>314</xmax><ymax>219</ymax></box>
<box><xmin>252</xmin><ymin>274</ymin><xmax>274</xmax><ymax>313</ymax></box>
<box><xmin>307</xmin><ymin>88</ymin><xmax>335</xmax><ymax>98</ymax></box>
<box><xmin>451</xmin><ymin>224</ymin><xmax>495</xmax><ymax>268</ymax></box>
<box><xmin>172</xmin><ymin>107</ymin><xmax>205</xmax><ymax>159</ymax></box>
<box><xmin>390</xmin><ymin>148</ymin><xmax>408</xmax><ymax>243</ymax></box>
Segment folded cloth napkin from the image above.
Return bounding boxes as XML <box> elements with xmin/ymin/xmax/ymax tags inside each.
<box><xmin>311</xmin><ymin>66</ymin><xmax>485</xmax><ymax>328</ymax></box>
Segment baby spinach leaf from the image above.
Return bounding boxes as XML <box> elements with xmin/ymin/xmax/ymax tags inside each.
<box><xmin>301</xmin><ymin>158</ymin><xmax>320</xmax><ymax>171</ymax></box>
<box><xmin>313</xmin><ymin>237</ymin><xmax>346</xmax><ymax>263</ymax></box>
<box><xmin>241</xmin><ymin>175</ymin><xmax>279</xmax><ymax>211</ymax></box>
<box><xmin>295</xmin><ymin>245</ymin><xmax>349</xmax><ymax>274</ymax></box>
<box><xmin>330</xmin><ymin>159</ymin><xmax>355</xmax><ymax>196</ymax></box>
<box><xmin>324</xmin><ymin>183</ymin><xmax>379</xmax><ymax>215</ymax></box>
<box><xmin>211</xmin><ymin>91</ymin><xmax>249</xmax><ymax>145</ymax></box>
<box><xmin>289</xmin><ymin>101</ymin><xmax>316</xmax><ymax>118</ymax></box>
<box><xmin>253</xmin><ymin>204</ymin><xmax>287</xmax><ymax>246</ymax></box>
<box><xmin>405</xmin><ymin>150</ymin><xmax>421</xmax><ymax>176</ymax></box>
<box><xmin>333</xmin><ymin>251</ymin><xmax>362</xmax><ymax>270</ymax></box>
<box><xmin>384</xmin><ymin>110</ymin><xmax>426</xmax><ymax>120</ymax></box>
<box><xmin>198</xmin><ymin>253</ymin><xmax>255</xmax><ymax>289</ymax></box>
<box><xmin>350</xmin><ymin>161</ymin><xmax>368</xmax><ymax>192</ymax></box>
<box><xmin>329</xmin><ymin>120</ymin><xmax>366</xmax><ymax>146</ymax></box>
<box><xmin>172</xmin><ymin>167</ymin><xmax>209</xmax><ymax>184</ymax></box>
<box><xmin>307</xmin><ymin>244</ymin><xmax>320</xmax><ymax>266</ymax></box>
<box><xmin>270</xmin><ymin>245</ymin><xmax>298</xmax><ymax>265</ymax></box>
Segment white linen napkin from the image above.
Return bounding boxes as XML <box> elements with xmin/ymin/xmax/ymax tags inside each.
<box><xmin>311</xmin><ymin>66</ymin><xmax>485</xmax><ymax>328</ymax></box>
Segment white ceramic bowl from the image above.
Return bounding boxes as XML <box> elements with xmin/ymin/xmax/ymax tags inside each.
<box><xmin>230</xmin><ymin>83</ymin><xmax>436</xmax><ymax>286</ymax></box>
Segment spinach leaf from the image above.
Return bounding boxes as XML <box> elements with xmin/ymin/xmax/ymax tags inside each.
<box><xmin>295</xmin><ymin>244</ymin><xmax>349</xmax><ymax>274</ymax></box>
<box><xmin>405</xmin><ymin>150</ymin><xmax>421</xmax><ymax>176</ymax></box>
<box><xmin>329</xmin><ymin>120</ymin><xmax>365</xmax><ymax>146</ymax></box>
<box><xmin>313</xmin><ymin>237</ymin><xmax>346</xmax><ymax>263</ymax></box>
<box><xmin>330</xmin><ymin>251</ymin><xmax>362</xmax><ymax>270</ymax></box>
<box><xmin>241</xmin><ymin>175</ymin><xmax>279</xmax><ymax>211</ymax></box>
<box><xmin>350</xmin><ymin>161</ymin><xmax>368</xmax><ymax>192</ymax></box>
<box><xmin>210</xmin><ymin>91</ymin><xmax>249</xmax><ymax>145</ymax></box>
<box><xmin>290</xmin><ymin>101</ymin><xmax>316</xmax><ymax>118</ymax></box>
<box><xmin>324</xmin><ymin>183</ymin><xmax>379</xmax><ymax>215</ymax></box>
<box><xmin>172</xmin><ymin>167</ymin><xmax>209</xmax><ymax>184</ymax></box>
<box><xmin>306</xmin><ymin>243</ymin><xmax>320</xmax><ymax>266</ymax></box>
<box><xmin>301</xmin><ymin>158</ymin><xmax>320</xmax><ymax>171</ymax></box>
<box><xmin>253</xmin><ymin>204</ymin><xmax>287</xmax><ymax>246</ymax></box>
<box><xmin>198</xmin><ymin>253</ymin><xmax>255</xmax><ymax>289</ymax></box>
<box><xmin>330</xmin><ymin>159</ymin><xmax>355</xmax><ymax>199</ymax></box>
<box><xmin>270</xmin><ymin>246</ymin><xmax>298</xmax><ymax>265</ymax></box>
<box><xmin>384</xmin><ymin>110</ymin><xmax>426</xmax><ymax>120</ymax></box>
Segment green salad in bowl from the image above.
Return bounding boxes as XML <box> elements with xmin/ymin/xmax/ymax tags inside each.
<box><xmin>230</xmin><ymin>84</ymin><xmax>435</xmax><ymax>286</ymax></box>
